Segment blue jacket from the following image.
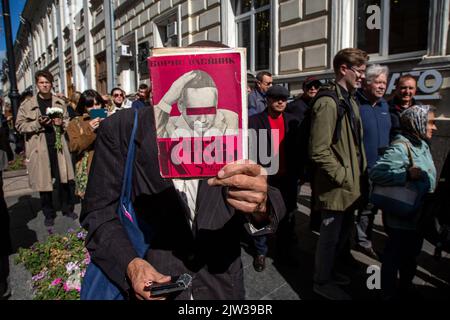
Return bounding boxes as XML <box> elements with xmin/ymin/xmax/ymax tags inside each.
<box><xmin>356</xmin><ymin>90</ymin><xmax>391</xmax><ymax>171</ymax></box>
<box><xmin>131</xmin><ymin>99</ymin><xmax>150</xmax><ymax>110</ymax></box>
<box><xmin>370</xmin><ymin>134</ymin><xmax>436</xmax><ymax>230</ymax></box>
<box><xmin>248</xmin><ymin>89</ymin><xmax>267</xmax><ymax>116</ymax></box>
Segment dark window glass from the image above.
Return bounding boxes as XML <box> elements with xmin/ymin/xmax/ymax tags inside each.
<box><xmin>255</xmin><ymin>10</ymin><xmax>270</xmax><ymax>70</ymax></box>
<box><xmin>238</xmin><ymin>19</ymin><xmax>251</xmax><ymax>69</ymax></box>
<box><xmin>255</xmin><ymin>0</ymin><xmax>270</xmax><ymax>9</ymax></box>
<box><xmin>389</xmin><ymin>0</ymin><xmax>429</xmax><ymax>54</ymax></box>
<box><xmin>238</xmin><ymin>0</ymin><xmax>252</xmax><ymax>14</ymax></box>
<box><xmin>356</xmin><ymin>0</ymin><xmax>381</xmax><ymax>54</ymax></box>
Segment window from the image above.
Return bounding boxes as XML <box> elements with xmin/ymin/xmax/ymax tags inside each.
<box><xmin>138</xmin><ymin>41</ymin><xmax>150</xmax><ymax>78</ymax></box>
<box><xmin>96</xmin><ymin>53</ymin><xmax>107</xmax><ymax>95</ymax></box>
<box><xmin>153</xmin><ymin>8</ymin><xmax>181</xmax><ymax>48</ymax></box>
<box><xmin>355</xmin><ymin>0</ymin><xmax>430</xmax><ymax>57</ymax></box>
<box><xmin>234</xmin><ymin>0</ymin><xmax>271</xmax><ymax>72</ymax></box>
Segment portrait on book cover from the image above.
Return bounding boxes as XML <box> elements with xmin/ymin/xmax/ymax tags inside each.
<box><xmin>154</xmin><ymin>70</ymin><xmax>239</xmax><ymax>138</ymax></box>
<box><xmin>149</xmin><ymin>48</ymin><xmax>247</xmax><ymax>178</ymax></box>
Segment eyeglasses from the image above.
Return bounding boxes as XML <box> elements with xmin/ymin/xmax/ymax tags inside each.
<box><xmin>113</xmin><ymin>93</ymin><xmax>124</xmax><ymax>97</ymax></box>
<box><xmin>348</xmin><ymin>66</ymin><xmax>366</xmax><ymax>77</ymax></box>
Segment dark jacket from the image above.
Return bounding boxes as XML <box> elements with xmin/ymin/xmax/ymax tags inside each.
<box><xmin>388</xmin><ymin>97</ymin><xmax>421</xmax><ymax>141</ymax></box>
<box><xmin>131</xmin><ymin>99</ymin><xmax>151</xmax><ymax>110</ymax></box>
<box><xmin>248</xmin><ymin>109</ymin><xmax>300</xmax><ymax>178</ymax></box>
<box><xmin>286</xmin><ymin>95</ymin><xmax>310</xmax><ymax>124</ymax></box>
<box><xmin>286</xmin><ymin>95</ymin><xmax>314</xmax><ymax>181</ymax></box>
<box><xmin>356</xmin><ymin>90</ymin><xmax>391</xmax><ymax>171</ymax></box>
<box><xmin>248</xmin><ymin>109</ymin><xmax>300</xmax><ymax>211</ymax></box>
<box><xmin>80</xmin><ymin>107</ymin><xmax>285</xmax><ymax>300</ymax></box>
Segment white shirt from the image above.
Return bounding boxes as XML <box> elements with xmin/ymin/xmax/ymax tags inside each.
<box><xmin>172</xmin><ymin>179</ymin><xmax>199</xmax><ymax>228</ymax></box>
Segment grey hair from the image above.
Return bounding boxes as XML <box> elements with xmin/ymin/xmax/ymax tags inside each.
<box><xmin>424</xmin><ymin>105</ymin><xmax>437</xmax><ymax>113</ymax></box>
<box><xmin>365</xmin><ymin>64</ymin><xmax>389</xmax><ymax>84</ymax></box>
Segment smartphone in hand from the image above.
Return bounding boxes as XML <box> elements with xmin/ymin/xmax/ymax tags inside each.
<box><xmin>89</xmin><ymin>108</ymin><xmax>107</xmax><ymax>119</ymax></box>
<box><xmin>148</xmin><ymin>273</ymin><xmax>192</xmax><ymax>297</ymax></box>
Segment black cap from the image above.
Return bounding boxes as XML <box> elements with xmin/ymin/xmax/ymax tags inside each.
<box><xmin>303</xmin><ymin>76</ymin><xmax>322</xmax><ymax>88</ymax></box>
<box><xmin>266</xmin><ymin>85</ymin><xmax>290</xmax><ymax>99</ymax></box>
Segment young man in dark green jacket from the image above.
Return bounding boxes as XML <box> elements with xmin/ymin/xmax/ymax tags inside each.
<box><xmin>309</xmin><ymin>48</ymin><xmax>368</xmax><ymax>300</ymax></box>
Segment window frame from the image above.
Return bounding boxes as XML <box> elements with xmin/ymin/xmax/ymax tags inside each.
<box><xmin>353</xmin><ymin>0</ymin><xmax>430</xmax><ymax>62</ymax></box>
<box><xmin>152</xmin><ymin>6</ymin><xmax>182</xmax><ymax>49</ymax></box>
<box><xmin>233</xmin><ymin>0</ymin><xmax>272</xmax><ymax>73</ymax></box>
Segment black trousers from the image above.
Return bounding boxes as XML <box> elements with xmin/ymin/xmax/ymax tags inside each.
<box><xmin>0</xmin><ymin>172</ymin><xmax>11</xmax><ymax>256</ymax></box>
<box><xmin>381</xmin><ymin>227</ymin><xmax>423</xmax><ymax>298</ymax></box>
<box><xmin>40</xmin><ymin>181</ymin><xmax>76</xmax><ymax>219</ymax></box>
<box><xmin>40</xmin><ymin>145</ymin><xmax>76</xmax><ymax>219</ymax></box>
<box><xmin>253</xmin><ymin>175</ymin><xmax>298</xmax><ymax>255</ymax></box>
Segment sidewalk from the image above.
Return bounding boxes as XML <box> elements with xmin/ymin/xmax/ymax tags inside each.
<box><xmin>3</xmin><ymin>170</ymin><xmax>81</xmax><ymax>300</ymax></box>
<box><xmin>3</xmin><ymin>170</ymin><xmax>33</xmax><ymax>198</ymax></box>
<box><xmin>3</xmin><ymin>175</ymin><xmax>450</xmax><ymax>300</ymax></box>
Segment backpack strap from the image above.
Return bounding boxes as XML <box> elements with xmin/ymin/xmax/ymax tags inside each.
<box><xmin>312</xmin><ymin>88</ymin><xmax>346</xmax><ymax>144</ymax></box>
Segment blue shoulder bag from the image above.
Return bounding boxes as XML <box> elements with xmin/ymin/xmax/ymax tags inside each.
<box><xmin>80</xmin><ymin>110</ymin><xmax>150</xmax><ymax>300</ymax></box>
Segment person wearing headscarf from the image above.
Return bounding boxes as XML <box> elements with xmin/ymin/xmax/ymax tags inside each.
<box><xmin>370</xmin><ymin>104</ymin><xmax>437</xmax><ymax>300</ymax></box>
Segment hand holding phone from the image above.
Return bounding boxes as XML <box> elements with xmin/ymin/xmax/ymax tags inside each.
<box><xmin>38</xmin><ymin>115</ymin><xmax>51</xmax><ymax>126</ymax></box>
<box><xmin>89</xmin><ymin>118</ymin><xmax>101</xmax><ymax>131</ymax></box>
<box><xmin>147</xmin><ymin>273</ymin><xmax>192</xmax><ymax>297</ymax></box>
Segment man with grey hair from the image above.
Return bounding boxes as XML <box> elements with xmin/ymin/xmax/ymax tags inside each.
<box><xmin>355</xmin><ymin>64</ymin><xmax>391</xmax><ymax>259</ymax></box>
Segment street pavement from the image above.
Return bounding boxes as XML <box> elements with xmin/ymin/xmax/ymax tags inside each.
<box><xmin>3</xmin><ymin>172</ymin><xmax>450</xmax><ymax>300</ymax></box>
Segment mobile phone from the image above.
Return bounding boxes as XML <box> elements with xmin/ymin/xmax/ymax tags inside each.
<box><xmin>148</xmin><ymin>273</ymin><xmax>192</xmax><ymax>297</ymax></box>
<box><xmin>89</xmin><ymin>108</ymin><xmax>107</xmax><ymax>119</ymax></box>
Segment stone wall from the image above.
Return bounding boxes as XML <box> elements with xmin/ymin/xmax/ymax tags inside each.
<box><xmin>279</xmin><ymin>0</ymin><xmax>329</xmax><ymax>75</ymax></box>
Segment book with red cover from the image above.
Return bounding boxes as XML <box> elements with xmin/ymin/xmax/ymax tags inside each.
<box><xmin>148</xmin><ymin>47</ymin><xmax>247</xmax><ymax>178</ymax></box>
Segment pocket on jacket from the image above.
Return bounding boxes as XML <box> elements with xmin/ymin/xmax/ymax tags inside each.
<box><xmin>25</xmin><ymin>112</ymin><xmax>39</xmax><ymax>121</ymax></box>
<box><xmin>341</xmin><ymin>167</ymin><xmax>354</xmax><ymax>191</ymax></box>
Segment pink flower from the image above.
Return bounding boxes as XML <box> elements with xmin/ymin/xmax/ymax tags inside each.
<box><xmin>51</xmin><ymin>278</ymin><xmax>62</xmax><ymax>286</ymax></box>
<box><xmin>63</xmin><ymin>283</ymin><xmax>70</xmax><ymax>292</ymax></box>
<box><xmin>84</xmin><ymin>252</ymin><xmax>91</xmax><ymax>265</ymax></box>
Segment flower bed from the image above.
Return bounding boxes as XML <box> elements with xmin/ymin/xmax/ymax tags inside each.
<box><xmin>15</xmin><ymin>228</ymin><xmax>89</xmax><ymax>300</ymax></box>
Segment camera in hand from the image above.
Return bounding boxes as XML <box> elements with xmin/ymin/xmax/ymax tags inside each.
<box><xmin>148</xmin><ymin>273</ymin><xmax>192</xmax><ymax>296</ymax></box>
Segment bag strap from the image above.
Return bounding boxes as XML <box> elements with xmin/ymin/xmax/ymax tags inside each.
<box><xmin>120</xmin><ymin>110</ymin><xmax>139</xmax><ymax>208</ymax></box>
<box><xmin>392</xmin><ymin>140</ymin><xmax>415</xmax><ymax>168</ymax></box>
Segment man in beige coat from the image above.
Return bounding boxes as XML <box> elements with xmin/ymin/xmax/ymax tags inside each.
<box><xmin>15</xmin><ymin>70</ymin><xmax>76</xmax><ymax>227</ymax></box>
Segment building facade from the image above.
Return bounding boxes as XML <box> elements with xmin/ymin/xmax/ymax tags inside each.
<box><xmin>3</xmin><ymin>0</ymin><xmax>450</xmax><ymax>170</ymax></box>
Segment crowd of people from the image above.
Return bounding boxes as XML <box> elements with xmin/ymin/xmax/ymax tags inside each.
<box><xmin>0</xmin><ymin>70</ymin><xmax>152</xmax><ymax>299</ymax></box>
<box><xmin>246</xmin><ymin>48</ymin><xmax>443</xmax><ymax>300</ymax></box>
<box><xmin>0</xmin><ymin>43</ymin><xmax>448</xmax><ymax>301</ymax></box>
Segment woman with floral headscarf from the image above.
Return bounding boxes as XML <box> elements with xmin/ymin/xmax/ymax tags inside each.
<box><xmin>370</xmin><ymin>104</ymin><xmax>437</xmax><ymax>300</ymax></box>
